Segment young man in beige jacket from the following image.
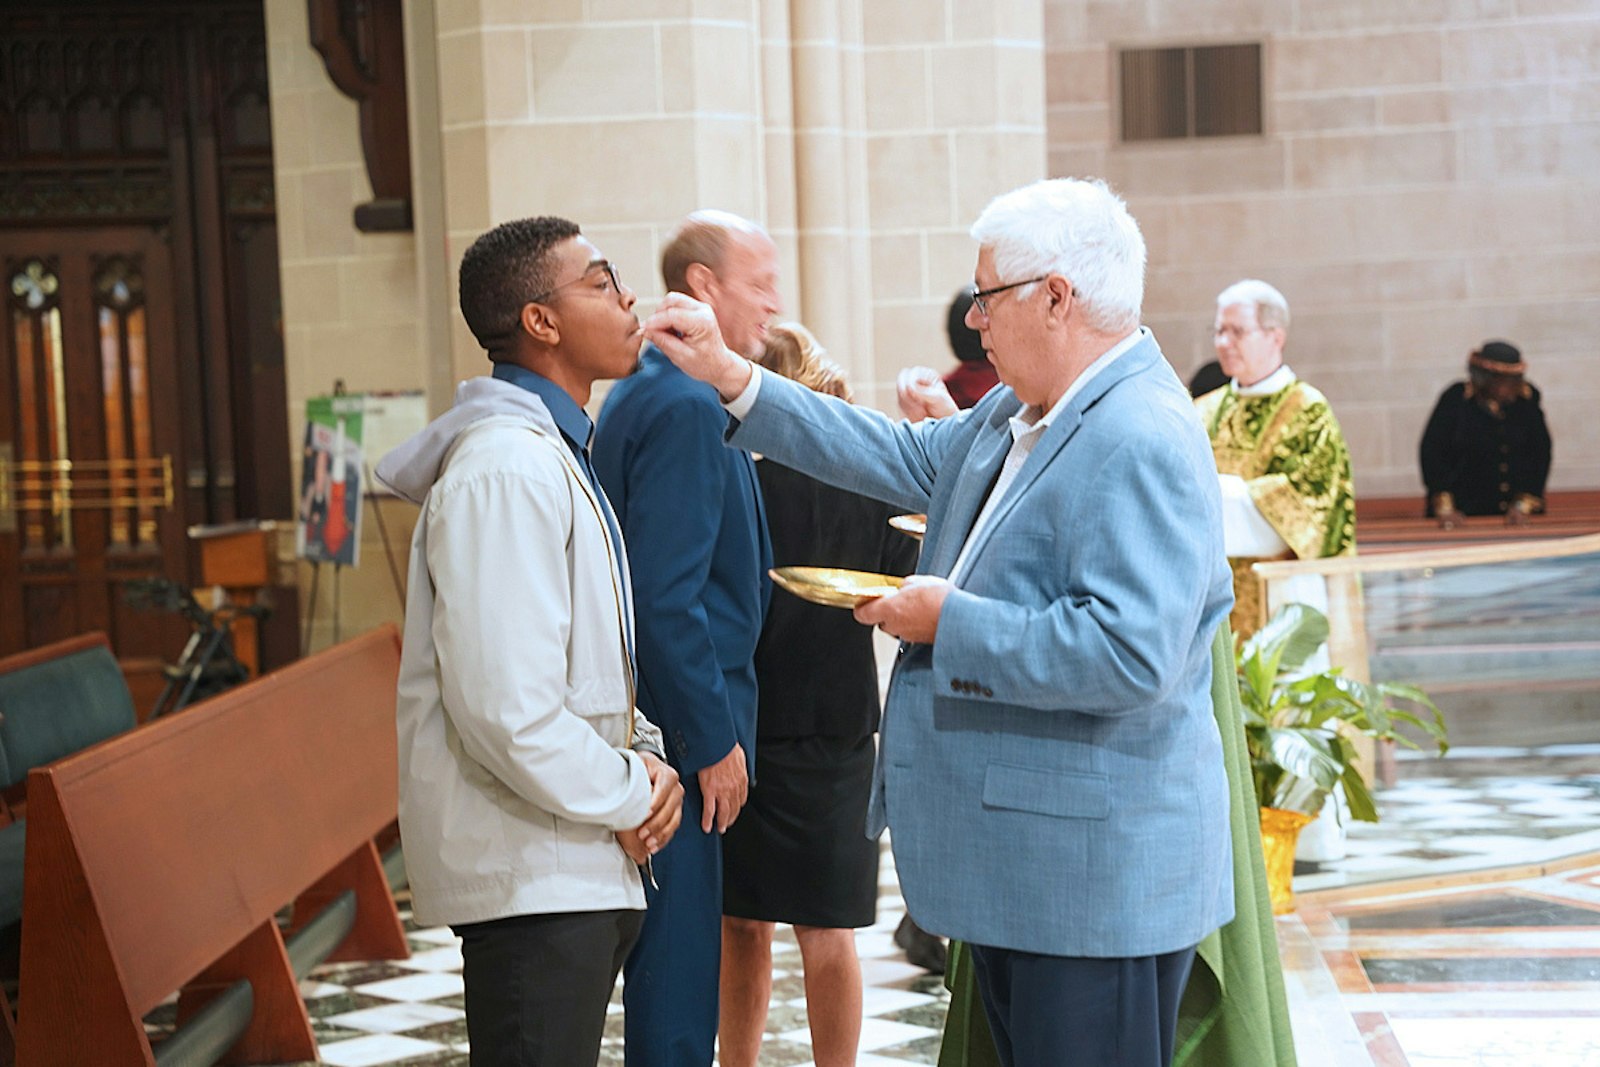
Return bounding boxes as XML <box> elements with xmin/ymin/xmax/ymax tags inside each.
<box><xmin>376</xmin><ymin>217</ymin><xmax>683</xmax><ymax>1067</ymax></box>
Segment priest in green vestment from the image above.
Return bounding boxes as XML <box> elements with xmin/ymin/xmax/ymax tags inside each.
<box><xmin>1195</xmin><ymin>280</ymin><xmax>1355</xmax><ymax>641</ymax></box>
<box><xmin>937</xmin><ymin>625</ymin><xmax>1298</xmax><ymax>1067</ymax></box>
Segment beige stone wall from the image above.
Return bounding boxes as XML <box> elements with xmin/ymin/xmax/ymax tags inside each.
<box><xmin>851</xmin><ymin>0</ymin><xmax>1048</xmax><ymax>410</ymax></box>
<box><xmin>431</xmin><ymin>0</ymin><xmax>773</xmax><ymax>391</ymax></box>
<box><xmin>264</xmin><ymin>0</ymin><xmax>426</xmax><ymax>651</ymax></box>
<box><xmin>427</xmin><ymin>0</ymin><xmax>1047</xmax><ymax>412</ymax></box>
<box><xmin>1045</xmin><ymin>0</ymin><xmax>1600</xmax><ymax>497</ymax></box>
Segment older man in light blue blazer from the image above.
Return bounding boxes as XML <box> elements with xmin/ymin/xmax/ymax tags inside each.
<box><xmin>643</xmin><ymin>179</ymin><xmax>1235</xmax><ymax>1067</ymax></box>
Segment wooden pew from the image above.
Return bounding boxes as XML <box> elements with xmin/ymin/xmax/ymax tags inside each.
<box><xmin>0</xmin><ymin>632</ymin><xmax>139</xmax><ymax>1051</ymax></box>
<box><xmin>1354</xmin><ymin>490</ymin><xmax>1600</xmax><ymax>552</ymax></box>
<box><xmin>1354</xmin><ymin>488</ymin><xmax>1600</xmax><ymax>523</ymax></box>
<box><xmin>13</xmin><ymin>625</ymin><xmax>408</xmax><ymax>1066</ymax></box>
<box><xmin>0</xmin><ymin>633</ymin><xmax>137</xmax><ymax>825</ymax></box>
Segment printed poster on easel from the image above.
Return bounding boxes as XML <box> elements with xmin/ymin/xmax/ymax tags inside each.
<box><xmin>296</xmin><ymin>394</ymin><xmax>365</xmax><ymax>566</ymax></box>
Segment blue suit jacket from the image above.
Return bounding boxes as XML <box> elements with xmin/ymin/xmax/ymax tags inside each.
<box><xmin>729</xmin><ymin>333</ymin><xmax>1235</xmax><ymax>957</ymax></box>
<box><xmin>595</xmin><ymin>347</ymin><xmax>772</xmax><ymax>778</ymax></box>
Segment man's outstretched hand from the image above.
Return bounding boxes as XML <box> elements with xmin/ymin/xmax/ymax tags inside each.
<box><xmin>643</xmin><ymin>294</ymin><xmax>753</xmax><ymax>402</ymax></box>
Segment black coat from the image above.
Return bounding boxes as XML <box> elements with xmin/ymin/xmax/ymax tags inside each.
<box><xmin>754</xmin><ymin>460</ymin><xmax>920</xmax><ymax>742</ymax></box>
<box><xmin>1420</xmin><ymin>381</ymin><xmax>1552</xmax><ymax>516</ymax></box>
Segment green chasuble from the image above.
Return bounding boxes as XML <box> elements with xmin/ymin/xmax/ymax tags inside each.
<box><xmin>936</xmin><ymin>626</ymin><xmax>1297</xmax><ymax>1067</ymax></box>
<box><xmin>1171</xmin><ymin>626</ymin><xmax>1298</xmax><ymax>1066</ymax></box>
<box><xmin>1195</xmin><ymin>379</ymin><xmax>1355</xmax><ymax>639</ymax></box>
<box><xmin>938</xmin><ymin>939</ymin><xmax>1000</xmax><ymax>1067</ymax></box>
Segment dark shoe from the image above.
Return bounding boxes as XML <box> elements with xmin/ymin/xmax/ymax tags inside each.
<box><xmin>894</xmin><ymin>913</ymin><xmax>947</xmax><ymax>974</ymax></box>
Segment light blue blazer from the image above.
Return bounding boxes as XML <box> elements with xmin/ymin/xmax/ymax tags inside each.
<box><xmin>729</xmin><ymin>333</ymin><xmax>1236</xmax><ymax>957</ymax></box>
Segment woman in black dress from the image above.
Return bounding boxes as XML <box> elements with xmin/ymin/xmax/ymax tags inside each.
<box><xmin>719</xmin><ymin>324</ymin><xmax>920</xmax><ymax>1067</ymax></box>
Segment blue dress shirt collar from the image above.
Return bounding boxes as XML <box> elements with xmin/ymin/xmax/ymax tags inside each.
<box><xmin>491</xmin><ymin>362</ymin><xmax>593</xmax><ymax>453</ymax></box>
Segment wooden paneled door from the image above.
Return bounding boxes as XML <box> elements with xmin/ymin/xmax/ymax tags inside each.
<box><xmin>0</xmin><ymin>1</ymin><xmax>290</xmax><ymax>664</ymax></box>
<box><xmin>0</xmin><ymin>229</ymin><xmax>185</xmax><ymax>656</ymax></box>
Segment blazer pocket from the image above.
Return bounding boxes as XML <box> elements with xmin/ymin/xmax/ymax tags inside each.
<box><xmin>982</xmin><ymin>762</ymin><xmax>1110</xmax><ymax>820</ymax></box>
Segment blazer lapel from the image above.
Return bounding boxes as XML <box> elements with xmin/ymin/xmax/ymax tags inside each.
<box><xmin>945</xmin><ymin>336</ymin><xmax>1163</xmax><ymax>569</ymax></box>
<box><xmin>954</xmin><ymin>408</ymin><xmax>1082</xmax><ymax>569</ymax></box>
<box><xmin>923</xmin><ymin>420</ymin><xmax>1013</xmax><ymax>578</ymax></box>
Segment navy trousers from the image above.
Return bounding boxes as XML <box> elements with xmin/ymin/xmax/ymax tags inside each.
<box><xmin>623</xmin><ymin>774</ymin><xmax>722</xmax><ymax>1066</ymax></box>
<box><xmin>968</xmin><ymin>942</ymin><xmax>1198</xmax><ymax>1067</ymax></box>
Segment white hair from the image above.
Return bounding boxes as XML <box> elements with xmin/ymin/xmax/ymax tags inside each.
<box><xmin>968</xmin><ymin>178</ymin><xmax>1145</xmax><ymax>334</ymax></box>
<box><xmin>1216</xmin><ymin>279</ymin><xmax>1290</xmax><ymax>332</ymax></box>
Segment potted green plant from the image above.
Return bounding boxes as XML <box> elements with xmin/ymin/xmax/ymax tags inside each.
<box><xmin>1237</xmin><ymin>603</ymin><xmax>1449</xmax><ymax>912</ymax></box>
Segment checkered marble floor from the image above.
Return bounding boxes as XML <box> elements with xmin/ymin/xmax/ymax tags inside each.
<box><xmin>1283</xmin><ymin>858</ymin><xmax>1600</xmax><ymax>1067</ymax></box>
<box><xmin>139</xmin><ymin>749</ymin><xmax>1600</xmax><ymax>1065</ymax></box>
<box><xmin>143</xmin><ymin>847</ymin><xmax>950</xmax><ymax>1067</ymax></box>
<box><xmin>1297</xmin><ymin>746</ymin><xmax>1600</xmax><ymax>893</ymax></box>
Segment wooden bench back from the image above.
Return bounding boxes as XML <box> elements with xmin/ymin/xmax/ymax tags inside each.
<box><xmin>16</xmin><ymin>625</ymin><xmax>406</xmax><ymax>1066</ymax></box>
<box><xmin>1353</xmin><ymin>492</ymin><xmax>1600</xmax><ymax>553</ymax></box>
<box><xmin>0</xmin><ymin>633</ymin><xmax>135</xmax><ymax>793</ymax></box>
<box><xmin>1355</xmin><ymin>488</ymin><xmax>1600</xmax><ymax>523</ymax></box>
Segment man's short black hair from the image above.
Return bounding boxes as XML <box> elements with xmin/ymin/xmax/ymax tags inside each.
<box><xmin>458</xmin><ymin>217</ymin><xmax>581</xmax><ymax>350</ymax></box>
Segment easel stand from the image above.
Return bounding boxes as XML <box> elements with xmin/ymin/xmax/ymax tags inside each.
<box><xmin>365</xmin><ymin>462</ymin><xmax>408</xmax><ymax>609</ymax></box>
<box><xmin>300</xmin><ymin>561</ymin><xmax>345</xmax><ymax>657</ymax></box>
<box><xmin>296</xmin><ymin>383</ymin><xmax>418</xmax><ymax>656</ymax></box>
<box><xmin>300</xmin><ymin>487</ymin><xmax>408</xmax><ymax>657</ymax></box>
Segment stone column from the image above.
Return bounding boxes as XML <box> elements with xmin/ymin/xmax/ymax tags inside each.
<box><xmin>782</xmin><ymin>0</ymin><xmax>1048</xmax><ymax>409</ymax></box>
<box><xmin>264</xmin><ymin>0</ymin><xmax>427</xmax><ymax>651</ymax></box>
<box><xmin>430</xmin><ymin>0</ymin><xmax>769</xmax><ymax>384</ymax></box>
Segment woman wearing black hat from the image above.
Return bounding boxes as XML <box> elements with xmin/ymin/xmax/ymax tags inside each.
<box><xmin>1421</xmin><ymin>340</ymin><xmax>1553</xmax><ymax>526</ymax></box>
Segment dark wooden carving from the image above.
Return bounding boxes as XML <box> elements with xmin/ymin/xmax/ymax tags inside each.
<box><xmin>0</xmin><ymin>2</ymin><xmax>292</xmax><ymax>662</ymax></box>
<box><xmin>224</xmin><ymin>169</ymin><xmax>276</xmax><ymax>216</ymax></box>
<box><xmin>0</xmin><ymin>168</ymin><xmax>172</xmax><ymax>224</ymax></box>
<box><xmin>0</xmin><ymin>27</ymin><xmax>172</xmax><ymax>162</ymax></box>
<box><xmin>307</xmin><ymin>0</ymin><xmax>412</xmax><ymax>232</ymax></box>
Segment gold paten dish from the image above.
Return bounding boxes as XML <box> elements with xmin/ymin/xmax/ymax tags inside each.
<box><xmin>888</xmin><ymin>513</ymin><xmax>927</xmax><ymax>540</ymax></box>
<box><xmin>769</xmin><ymin>566</ymin><xmax>904</xmax><ymax>609</ymax></box>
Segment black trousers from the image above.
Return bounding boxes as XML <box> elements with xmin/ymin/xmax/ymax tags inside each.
<box><xmin>968</xmin><ymin>942</ymin><xmax>1197</xmax><ymax>1067</ymax></box>
<box><xmin>453</xmin><ymin>908</ymin><xmax>644</xmax><ymax>1067</ymax></box>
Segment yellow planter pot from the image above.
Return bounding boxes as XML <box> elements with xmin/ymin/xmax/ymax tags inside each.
<box><xmin>1259</xmin><ymin>807</ymin><xmax>1318</xmax><ymax>915</ymax></box>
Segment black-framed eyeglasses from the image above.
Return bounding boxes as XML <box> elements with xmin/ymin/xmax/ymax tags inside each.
<box><xmin>970</xmin><ymin>274</ymin><xmax>1049</xmax><ymax>318</ymax></box>
<box><xmin>529</xmin><ymin>260</ymin><xmax>623</xmax><ymax>304</ymax></box>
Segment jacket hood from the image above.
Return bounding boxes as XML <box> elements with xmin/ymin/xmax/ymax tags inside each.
<box><xmin>374</xmin><ymin>376</ymin><xmax>561</xmax><ymax>504</ymax></box>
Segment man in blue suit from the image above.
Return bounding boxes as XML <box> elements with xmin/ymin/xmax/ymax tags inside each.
<box><xmin>642</xmin><ymin>179</ymin><xmax>1235</xmax><ymax>1067</ymax></box>
<box><xmin>594</xmin><ymin>210</ymin><xmax>777</xmax><ymax>1067</ymax></box>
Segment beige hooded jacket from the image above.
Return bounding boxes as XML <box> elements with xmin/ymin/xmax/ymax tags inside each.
<box><xmin>376</xmin><ymin>376</ymin><xmax>663</xmax><ymax>927</ymax></box>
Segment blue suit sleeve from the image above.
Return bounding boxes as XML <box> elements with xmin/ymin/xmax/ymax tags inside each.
<box><xmin>616</xmin><ymin>396</ymin><xmax>740</xmax><ymax>775</ymax></box>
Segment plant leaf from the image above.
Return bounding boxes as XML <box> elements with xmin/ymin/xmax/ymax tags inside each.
<box><xmin>1340</xmin><ymin>758</ymin><xmax>1379</xmax><ymax>823</ymax></box>
<box><xmin>1265</xmin><ymin>727</ymin><xmax>1342</xmax><ymax>792</ymax></box>
<box><xmin>1240</xmin><ymin>602</ymin><xmax>1329</xmax><ymax>676</ymax></box>
<box><xmin>1236</xmin><ymin>602</ymin><xmax>1450</xmax><ymax>815</ymax></box>
<box><xmin>1272</xmin><ymin>775</ymin><xmax>1329</xmax><ymax>816</ymax></box>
